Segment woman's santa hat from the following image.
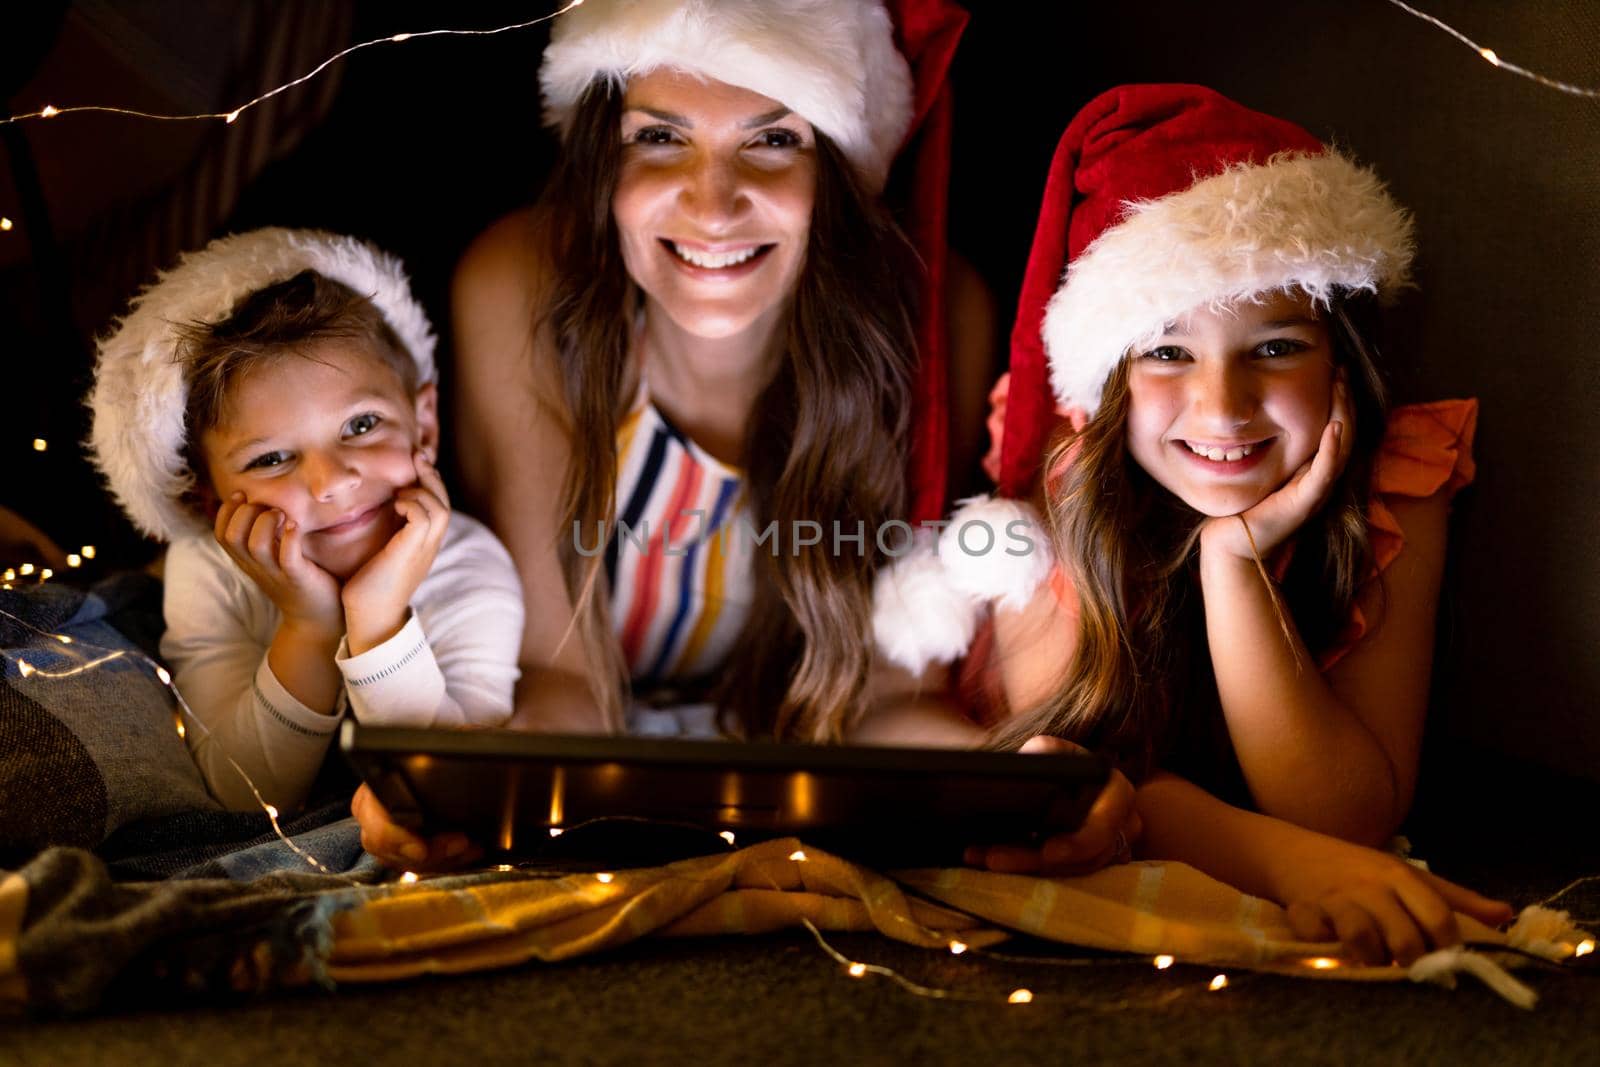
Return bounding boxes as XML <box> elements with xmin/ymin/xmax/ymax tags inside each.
<box><xmin>540</xmin><ymin>0</ymin><xmax>914</xmax><ymax>194</ymax></box>
<box><xmin>88</xmin><ymin>228</ymin><xmax>437</xmax><ymax>543</ymax></box>
<box><xmin>875</xmin><ymin>83</ymin><xmax>1416</xmax><ymax>673</ymax></box>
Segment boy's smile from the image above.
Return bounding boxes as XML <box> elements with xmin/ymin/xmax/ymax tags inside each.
<box><xmin>198</xmin><ymin>341</ymin><xmax>438</xmax><ymax>580</ymax></box>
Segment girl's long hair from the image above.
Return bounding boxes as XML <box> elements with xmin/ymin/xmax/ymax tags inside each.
<box><xmin>539</xmin><ymin>83</ymin><xmax>918</xmax><ymax>740</ymax></box>
<box><xmin>990</xmin><ymin>294</ymin><xmax>1389</xmax><ymax>788</ymax></box>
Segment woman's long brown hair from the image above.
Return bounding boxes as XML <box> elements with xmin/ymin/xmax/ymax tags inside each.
<box><xmin>539</xmin><ymin>82</ymin><xmax>918</xmax><ymax>739</ymax></box>
<box><xmin>990</xmin><ymin>295</ymin><xmax>1390</xmax><ymax>786</ymax></box>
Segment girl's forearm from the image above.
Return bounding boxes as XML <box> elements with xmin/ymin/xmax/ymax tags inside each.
<box><xmin>1199</xmin><ymin>550</ymin><xmax>1399</xmax><ymax>844</ymax></box>
<box><xmin>1135</xmin><ymin>771</ymin><xmax>1307</xmax><ymax>903</ymax></box>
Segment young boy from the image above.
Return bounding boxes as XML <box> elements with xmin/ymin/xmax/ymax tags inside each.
<box><xmin>90</xmin><ymin>228</ymin><xmax>523</xmax><ymax>813</ymax></box>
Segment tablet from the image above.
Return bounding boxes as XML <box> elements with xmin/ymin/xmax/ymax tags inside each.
<box><xmin>340</xmin><ymin>721</ymin><xmax>1109</xmax><ymax>860</ymax></box>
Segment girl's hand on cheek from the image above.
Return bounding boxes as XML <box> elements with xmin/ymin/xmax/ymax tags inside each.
<box><xmin>964</xmin><ymin>737</ymin><xmax>1141</xmax><ymax>877</ymax></box>
<box><xmin>1200</xmin><ymin>376</ymin><xmax>1354</xmax><ymax>563</ymax></box>
<box><xmin>214</xmin><ymin>491</ymin><xmax>343</xmax><ymax>638</ymax></box>
<box><xmin>342</xmin><ymin>452</ymin><xmax>452</xmax><ymax>654</ymax></box>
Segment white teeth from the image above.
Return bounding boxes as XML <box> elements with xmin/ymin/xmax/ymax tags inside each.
<box><xmin>669</xmin><ymin>242</ymin><xmax>760</xmax><ymax>269</ymax></box>
<box><xmin>1186</xmin><ymin>442</ymin><xmax>1255</xmax><ymax>462</ymax></box>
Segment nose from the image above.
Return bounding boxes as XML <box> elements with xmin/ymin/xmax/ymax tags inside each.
<box><xmin>676</xmin><ymin>152</ymin><xmax>749</xmax><ymax>234</ymax></box>
<box><xmin>302</xmin><ymin>450</ymin><xmax>361</xmax><ymax>502</ymax></box>
<box><xmin>1189</xmin><ymin>359</ymin><xmax>1257</xmax><ymax>429</ymax></box>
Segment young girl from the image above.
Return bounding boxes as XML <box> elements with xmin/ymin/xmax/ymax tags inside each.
<box><xmin>874</xmin><ymin>84</ymin><xmax>1512</xmax><ymax>963</ymax></box>
<box><xmin>89</xmin><ymin>229</ymin><xmax>523</xmax><ymax>816</ymax></box>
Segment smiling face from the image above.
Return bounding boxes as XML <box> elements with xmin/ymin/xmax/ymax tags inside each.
<box><xmin>1124</xmin><ymin>289</ymin><xmax>1336</xmax><ymax>517</ymax></box>
<box><xmin>611</xmin><ymin>68</ymin><xmax>817</xmax><ymax>342</ymax></box>
<box><xmin>197</xmin><ymin>341</ymin><xmax>438</xmax><ymax>579</ymax></box>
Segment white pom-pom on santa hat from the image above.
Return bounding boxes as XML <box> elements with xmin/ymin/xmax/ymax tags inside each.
<box><xmin>539</xmin><ymin>0</ymin><xmax>913</xmax><ymax>193</ymax></box>
<box><xmin>936</xmin><ymin>495</ymin><xmax>1054</xmax><ymax>613</ymax></box>
<box><xmin>87</xmin><ymin>227</ymin><xmax>436</xmax><ymax>543</ymax></box>
<box><xmin>871</xmin><ymin>532</ymin><xmax>984</xmax><ymax>675</ymax></box>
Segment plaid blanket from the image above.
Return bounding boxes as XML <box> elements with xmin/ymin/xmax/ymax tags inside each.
<box><xmin>4</xmin><ymin>836</ymin><xmax>1587</xmax><ymax>1016</ymax></box>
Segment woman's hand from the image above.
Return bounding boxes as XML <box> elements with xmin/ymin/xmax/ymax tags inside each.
<box><xmin>343</xmin><ymin>452</ymin><xmax>452</xmax><ymax>654</ymax></box>
<box><xmin>214</xmin><ymin>492</ymin><xmax>343</xmax><ymax>639</ymax></box>
<box><xmin>1200</xmin><ymin>375</ymin><xmax>1354</xmax><ymax>562</ymax></box>
<box><xmin>1275</xmin><ymin>833</ymin><xmax>1514</xmax><ymax>966</ymax></box>
<box><xmin>351</xmin><ymin>782</ymin><xmax>482</xmax><ymax>872</ymax></box>
<box><xmin>964</xmin><ymin>737</ymin><xmax>1142</xmax><ymax>877</ymax></box>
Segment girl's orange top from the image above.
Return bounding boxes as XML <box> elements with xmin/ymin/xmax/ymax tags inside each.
<box><xmin>964</xmin><ymin>378</ymin><xmax>1478</xmax><ymax>723</ymax></box>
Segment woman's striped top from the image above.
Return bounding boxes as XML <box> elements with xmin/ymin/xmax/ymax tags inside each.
<box><xmin>604</xmin><ymin>394</ymin><xmax>754</xmax><ymax>700</ymax></box>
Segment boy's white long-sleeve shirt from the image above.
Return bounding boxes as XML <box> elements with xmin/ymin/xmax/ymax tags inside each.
<box><xmin>160</xmin><ymin>512</ymin><xmax>523</xmax><ymax>812</ymax></box>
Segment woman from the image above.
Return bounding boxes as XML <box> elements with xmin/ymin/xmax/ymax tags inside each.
<box><xmin>353</xmin><ymin>0</ymin><xmax>1134</xmax><ymax>869</ymax></box>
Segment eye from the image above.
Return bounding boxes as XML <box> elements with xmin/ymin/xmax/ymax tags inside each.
<box><xmin>751</xmin><ymin>128</ymin><xmax>802</xmax><ymax>150</ymax></box>
<box><xmin>1256</xmin><ymin>338</ymin><xmax>1308</xmax><ymax>358</ymax></box>
<box><xmin>344</xmin><ymin>413</ymin><xmax>382</xmax><ymax>437</ymax></box>
<box><xmin>244</xmin><ymin>450</ymin><xmax>290</xmax><ymax>472</ymax></box>
<box><xmin>1141</xmin><ymin>345</ymin><xmax>1189</xmax><ymax>363</ymax></box>
<box><xmin>629</xmin><ymin>125</ymin><xmax>680</xmax><ymax>146</ymax></box>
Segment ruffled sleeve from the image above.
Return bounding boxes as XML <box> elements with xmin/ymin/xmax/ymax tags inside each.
<box><xmin>1320</xmin><ymin>398</ymin><xmax>1478</xmax><ymax>669</ymax></box>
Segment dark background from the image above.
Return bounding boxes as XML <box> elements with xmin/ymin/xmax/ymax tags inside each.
<box><xmin>3</xmin><ymin>1</ymin><xmax>1597</xmax><ymax>834</ymax></box>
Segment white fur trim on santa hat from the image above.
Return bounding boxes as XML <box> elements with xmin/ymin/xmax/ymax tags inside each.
<box><xmin>1044</xmin><ymin>152</ymin><xmax>1414</xmax><ymax>414</ymax></box>
<box><xmin>871</xmin><ymin>534</ymin><xmax>983</xmax><ymax>675</ymax></box>
<box><xmin>88</xmin><ymin>227</ymin><xmax>437</xmax><ymax>543</ymax></box>
<box><xmin>936</xmin><ymin>496</ymin><xmax>1054</xmax><ymax>614</ymax></box>
<box><xmin>539</xmin><ymin>0</ymin><xmax>913</xmax><ymax>192</ymax></box>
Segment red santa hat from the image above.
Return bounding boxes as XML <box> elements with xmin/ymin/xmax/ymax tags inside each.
<box><xmin>875</xmin><ymin>83</ymin><xmax>1415</xmax><ymax>673</ymax></box>
<box><xmin>88</xmin><ymin>228</ymin><xmax>436</xmax><ymax>543</ymax></box>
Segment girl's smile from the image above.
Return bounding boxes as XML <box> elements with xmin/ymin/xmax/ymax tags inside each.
<box><xmin>1126</xmin><ymin>289</ymin><xmax>1336</xmax><ymax>517</ymax></box>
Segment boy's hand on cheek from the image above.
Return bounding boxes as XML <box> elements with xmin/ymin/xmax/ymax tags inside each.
<box><xmin>342</xmin><ymin>451</ymin><xmax>452</xmax><ymax>655</ymax></box>
<box><xmin>214</xmin><ymin>491</ymin><xmax>343</xmax><ymax>641</ymax></box>
<box><xmin>1200</xmin><ymin>376</ymin><xmax>1354</xmax><ymax>564</ymax></box>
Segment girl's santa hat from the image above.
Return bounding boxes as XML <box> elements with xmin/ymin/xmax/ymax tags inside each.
<box><xmin>875</xmin><ymin>83</ymin><xmax>1416</xmax><ymax>673</ymax></box>
<box><xmin>88</xmin><ymin>228</ymin><xmax>437</xmax><ymax>543</ymax></box>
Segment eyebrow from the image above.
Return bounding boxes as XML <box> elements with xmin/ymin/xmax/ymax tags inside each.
<box><xmin>626</xmin><ymin>105</ymin><xmax>793</xmax><ymax>129</ymax></box>
<box><xmin>220</xmin><ymin>392</ymin><xmax>394</xmax><ymax>462</ymax></box>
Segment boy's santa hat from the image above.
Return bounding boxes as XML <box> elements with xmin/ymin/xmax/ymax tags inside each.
<box><xmin>88</xmin><ymin>227</ymin><xmax>437</xmax><ymax>543</ymax></box>
<box><xmin>540</xmin><ymin>0</ymin><xmax>913</xmax><ymax>194</ymax></box>
<box><xmin>875</xmin><ymin>83</ymin><xmax>1415</xmax><ymax>674</ymax></box>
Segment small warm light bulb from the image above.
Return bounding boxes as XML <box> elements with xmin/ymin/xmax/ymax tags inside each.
<box><xmin>1209</xmin><ymin>974</ymin><xmax>1229</xmax><ymax>991</ymax></box>
<box><xmin>32</xmin><ymin>439</ymin><xmax>46</xmax><ymax>451</ymax></box>
<box><xmin>0</xmin><ymin>217</ymin><xmax>12</xmax><ymax>231</ymax></box>
<box><xmin>1007</xmin><ymin>989</ymin><xmax>1034</xmax><ymax>1004</ymax></box>
<box><xmin>263</xmin><ymin>804</ymin><xmax>279</xmax><ymax>820</ymax></box>
<box><xmin>1153</xmin><ymin>955</ymin><xmax>1175</xmax><ymax>970</ymax></box>
<box><xmin>41</xmin><ymin>105</ymin><xmax>60</xmax><ymax>118</ymax></box>
<box><xmin>1479</xmin><ymin>47</ymin><xmax>1501</xmax><ymax>66</ymax></box>
<box><xmin>225</xmin><ymin>109</ymin><xmax>241</xmax><ymax>123</ymax></box>
<box><xmin>19</xmin><ymin>564</ymin><xmax>34</xmax><ymax>576</ymax></box>
<box><xmin>3</xmin><ymin>569</ymin><xmax>14</xmax><ymax>581</ymax></box>
<box><xmin>67</xmin><ymin>554</ymin><xmax>81</xmax><ymax>567</ymax></box>
<box><xmin>175</xmin><ymin>720</ymin><xmax>186</xmax><ymax>739</ymax></box>
<box><xmin>847</xmin><ymin>962</ymin><xmax>867</xmax><ymax>978</ymax></box>
<box><xmin>82</xmin><ymin>546</ymin><xmax>96</xmax><ymax>559</ymax></box>
<box><xmin>1576</xmin><ymin>940</ymin><xmax>1595</xmax><ymax>958</ymax></box>
<box><xmin>789</xmin><ymin>849</ymin><xmax>808</xmax><ymax>862</ymax></box>
<box><xmin>39</xmin><ymin>569</ymin><xmax>52</xmax><ymax>581</ymax></box>
<box><xmin>391</xmin><ymin>32</ymin><xmax>412</xmax><ymax>42</ymax></box>
<box><xmin>948</xmin><ymin>940</ymin><xmax>968</xmax><ymax>956</ymax></box>
<box><xmin>494</xmin><ymin>864</ymin><xmax>514</xmax><ymax>872</ymax></box>
<box><xmin>400</xmin><ymin>871</ymin><xmax>419</xmax><ymax>884</ymax></box>
<box><xmin>1308</xmin><ymin>957</ymin><xmax>1340</xmax><ymax>970</ymax></box>
<box><xmin>719</xmin><ymin>830</ymin><xmax>736</xmax><ymax>845</ymax></box>
<box><xmin>18</xmin><ymin>660</ymin><xmax>35</xmax><ymax>677</ymax></box>
<box><xmin>155</xmin><ymin>666</ymin><xmax>172</xmax><ymax>684</ymax></box>
<box><xmin>54</xmin><ymin>634</ymin><xmax>72</xmax><ymax>644</ymax></box>
<box><xmin>548</xmin><ymin>826</ymin><xmax>564</xmax><ymax>837</ymax></box>
<box><xmin>595</xmin><ymin>872</ymin><xmax>614</xmax><ymax>884</ymax></box>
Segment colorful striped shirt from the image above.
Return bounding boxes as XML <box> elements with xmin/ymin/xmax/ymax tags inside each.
<box><xmin>604</xmin><ymin>395</ymin><xmax>754</xmax><ymax>699</ymax></box>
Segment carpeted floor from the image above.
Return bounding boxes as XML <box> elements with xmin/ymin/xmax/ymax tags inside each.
<box><xmin>4</xmin><ymin>838</ymin><xmax>1596</xmax><ymax>1067</ymax></box>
